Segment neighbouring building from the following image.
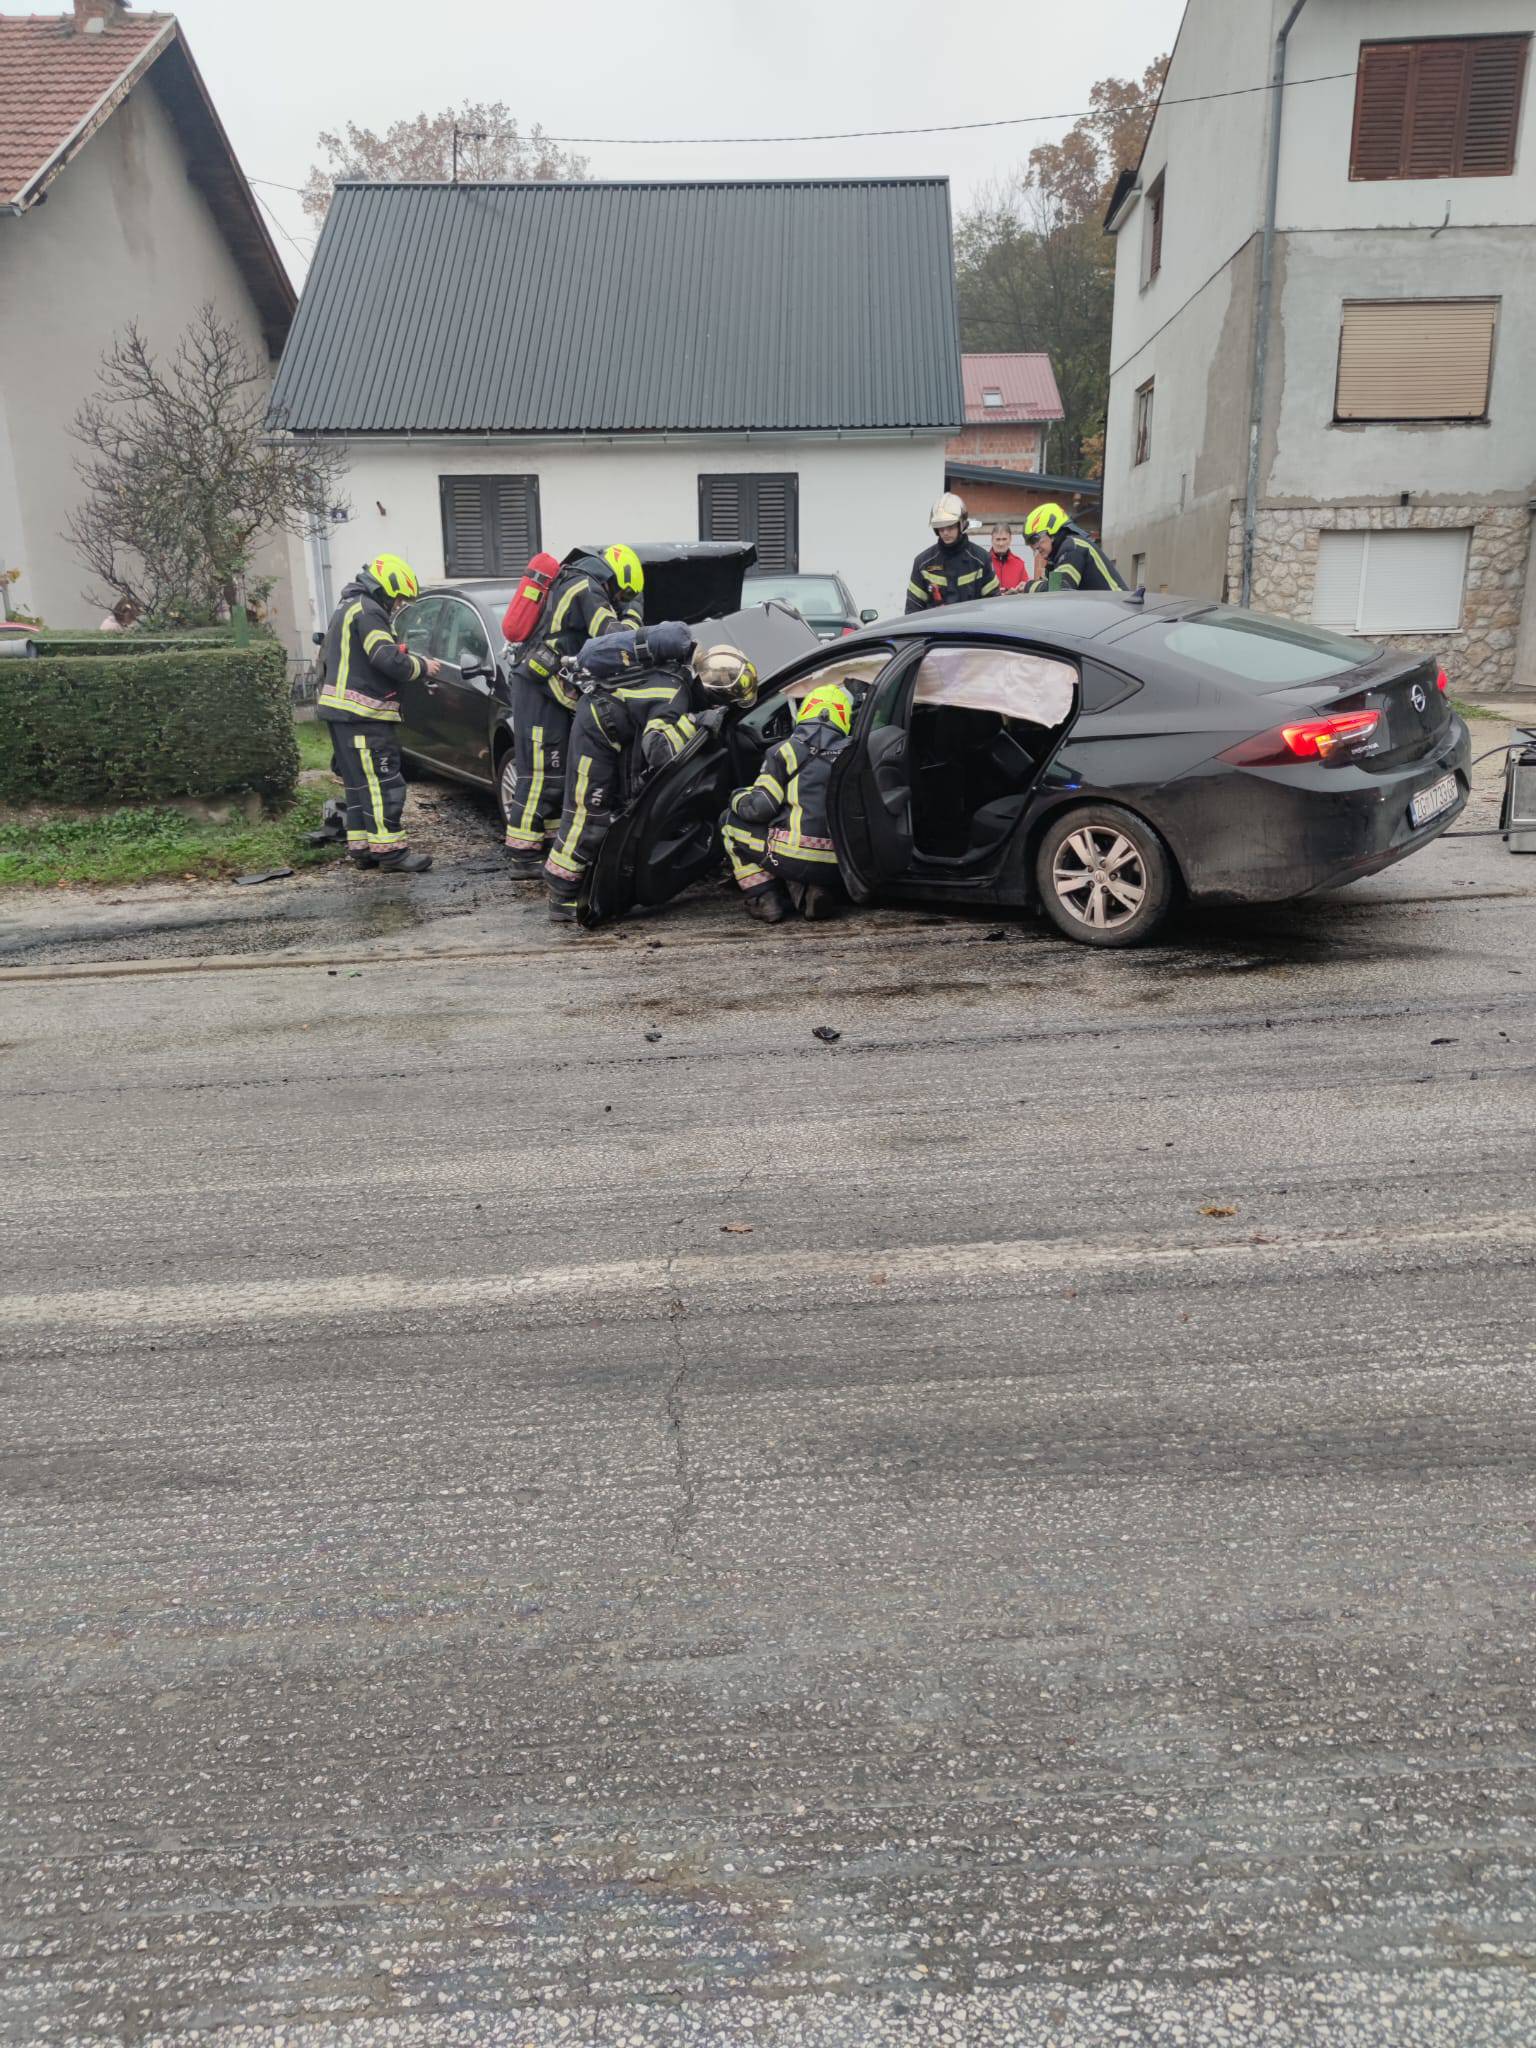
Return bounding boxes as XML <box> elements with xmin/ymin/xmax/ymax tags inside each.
<box><xmin>948</xmin><ymin>353</ymin><xmax>1063</xmax><ymax>475</ymax></box>
<box><xmin>0</xmin><ymin>1</ymin><xmax>303</xmax><ymax>647</ymax></box>
<box><xmin>1102</xmin><ymin>0</ymin><xmax>1535</xmax><ymax>693</ymax></box>
<box><xmin>269</xmin><ymin>178</ymin><xmax>967</xmax><ymax>627</ymax></box>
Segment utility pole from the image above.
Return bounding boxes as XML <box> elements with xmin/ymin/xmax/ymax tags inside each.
<box><xmin>451</xmin><ymin>126</ymin><xmax>487</xmax><ymax>185</ymax></box>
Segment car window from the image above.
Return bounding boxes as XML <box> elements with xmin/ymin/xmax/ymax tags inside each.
<box><xmin>1151</xmin><ymin>608</ymin><xmax>1381</xmax><ymax>685</ymax></box>
<box><xmin>397</xmin><ymin>596</ymin><xmax>444</xmax><ymax>658</ymax></box>
<box><xmin>437</xmin><ymin>599</ymin><xmax>492</xmax><ymax>669</ymax></box>
<box><xmin>912</xmin><ymin>643</ymin><xmax>1076</xmax><ymax>727</ymax></box>
<box><xmin>739</xmin><ymin>646</ymin><xmax>895</xmax><ymax>738</ymax></box>
<box><xmin>744</xmin><ymin>575</ymin><xmax>846</xmax><ymax>613</ymax></box>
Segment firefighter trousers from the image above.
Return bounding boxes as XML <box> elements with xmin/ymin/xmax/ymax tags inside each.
<box><xmin>723</xmin><ymin>816</ymin><xmax>843</xmax><ymax>898</ymax></box>
<box><xmin>544</xmin><ymin>713</ymin><xmax>625</xmax><ymax>892</ymax></box>
<box><xmin>504</xmin><ymin>672</ymin><xmax>572</xmax><ymax>855</ymax></box>
<box><xmin>324</xmin><ymin>714</ymin><xmax>409</xmax><ymax>857</ymax></box>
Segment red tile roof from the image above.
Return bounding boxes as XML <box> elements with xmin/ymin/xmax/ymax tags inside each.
<box><xmin>961</xmin><ymin>353</ymin><xmax>1064</xmax><ymax>424</ymax></box>
<box><xmin>0</xmin><ymin>8</ymin><xmax>173</xmax><ymax>206</ymax></box>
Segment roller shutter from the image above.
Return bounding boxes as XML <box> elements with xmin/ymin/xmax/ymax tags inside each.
<box><xmin>1334</xmin><ymin>299</ymin><xmax>1497</xmax><ymax>421</ymax></box>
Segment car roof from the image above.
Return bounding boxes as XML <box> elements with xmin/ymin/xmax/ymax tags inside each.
<box><xmin>846</xmin><ymin>589</ymin><xmax>1206</xmax><ymax>652</ymax></box>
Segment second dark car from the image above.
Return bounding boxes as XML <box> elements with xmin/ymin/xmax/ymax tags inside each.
<box><xmin>740</xmin><ymin>570</ymin><xmax>878</xmax><ymax>641</ymax></box>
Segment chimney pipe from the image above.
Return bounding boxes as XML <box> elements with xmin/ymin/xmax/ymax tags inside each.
<box><xmin>73</xmin><ymin>0</ymin><xmax>120</xmax><ymax>31</ymax></box>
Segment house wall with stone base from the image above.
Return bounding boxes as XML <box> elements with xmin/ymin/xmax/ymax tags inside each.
<box><xmin>1225</xmin><ymin>502</ymin><xmax>1533</xmax><ymax>696</ymax></box>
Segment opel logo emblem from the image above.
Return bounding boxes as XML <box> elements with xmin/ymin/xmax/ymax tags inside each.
<box><xmin>1411</xmin><ymin>684</ymin><xmax>1427</xmax><ymax>712</ymax></box>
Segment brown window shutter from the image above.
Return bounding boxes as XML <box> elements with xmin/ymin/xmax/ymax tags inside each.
<box><xmin>1351</xmin><ymin>44</ymin><xmax>1411</xmax><ymax>178</ymax></box>
<box><xmin>1149</xmin><ymin>182</ymin><xmax>1164</xmax><ymax>278</ymax></box>
<box><xmin>1403</xmin><ymin>44</ymin><xmax>1469</xmax><ymax>177</ymax></box>
<box><xmin>1335</xmin><ymin>300</ymin><xmax>1498</xmax><ymax>421</ymax></box>
<box><xmin>1463</xmin><ymin>37</ymin><xmax>1529</xmax><ymax>175</ymax></box>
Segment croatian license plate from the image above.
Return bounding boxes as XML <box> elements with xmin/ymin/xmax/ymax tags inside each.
<box><xmin>1410</xmin><ymin>772</ymin><xmax>1458</xmax><ymax>828</ymax></box>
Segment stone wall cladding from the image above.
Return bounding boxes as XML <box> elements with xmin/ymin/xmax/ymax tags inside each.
<box><xmin>1224</xmin><ymin>502</ymin><xmax>1532</xmax><ymax>695</ymax></box>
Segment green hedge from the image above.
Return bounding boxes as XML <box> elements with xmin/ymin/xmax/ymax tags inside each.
<box><xmin>0</xmin><ymin>641</ymin><xmax>298</xmax><ymax>805</ymax></box>
<box><xmin>26</xmin><ymin>628</ymin><xmax>247</xmax><ymax>659</ymax></box>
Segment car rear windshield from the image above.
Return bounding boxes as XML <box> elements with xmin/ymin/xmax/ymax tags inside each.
<box><xmin>1151</xmin><ymin>608</ymin><xmax>1381</xmax><ymax>685</ymax></box>
<box><xmin>744</xmin><ymin>576</ymin><xmax>845</xmax><ymax>613</ymax></box>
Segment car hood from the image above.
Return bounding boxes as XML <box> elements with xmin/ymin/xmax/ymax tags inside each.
<box><xmin>690</xmin><ymin>601</ymin><xmax>820</xmax><ymax>682</ymax></box>
<box><xmin>567</xmin><ymin>541</ymin><xmax>759</xmax><ymax>625</ymax></box>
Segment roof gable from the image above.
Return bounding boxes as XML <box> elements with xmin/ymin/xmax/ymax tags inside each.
<box><xmin>0</xmin><ymin>8</ymin><xmax>295</xmax><ymax>354</ymax></box>
<box><xmin>269</xmin><ymin>179</ymin><xmax>965</xmax><ymax>436</ymax></box>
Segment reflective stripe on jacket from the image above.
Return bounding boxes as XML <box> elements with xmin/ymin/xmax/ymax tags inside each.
<box><xmin>904</xmin><ymin>538</ymin><xmax>1001</xmax><ymax>613</ymax></box>
<box><xmin>316</xmin><ymin>580</ymin><xmax>422</xmax><ymax>722</ymax></box>
<box><xmin>729</xmin><ymin>721</ymin><xmax>849</xmax><ymax>863</ymax></box>
<box><xmin>1044</xmin><ymin>532</ymin><xmax>1127</xmax><ymax>593</ymax></box>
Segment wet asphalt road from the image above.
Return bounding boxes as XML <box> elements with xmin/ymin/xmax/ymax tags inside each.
<box><xmin>1</xmin><ymin>751</ymin><xmax>1535</xmax><ymax>2045</ymax></box>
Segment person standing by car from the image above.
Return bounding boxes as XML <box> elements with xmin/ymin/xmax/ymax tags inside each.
<box><xmin>503</xmin><ymin>543</ymin><xmax>646</xmax><ymax>876</ymax></box>
<box><xmin>905</xmin><ymin>494</ymin><xmax>1000</xmax><ymax>613</ymax></box>
<box><xmin>722</xmin><ymin>683</ymin><xmax>855</xmax><ymax>924</ymax></box>
<box><xmin>1023</xmin><ymin>504</ymin><xmax>1127</xmax><ymax>593</ymax></box>
<box><xmin>317</xmin><ymin>553</ymin><xmax>443</xmax><ymax>872</ymax></box>
<box><xmin>988</xmin><ymin>523</ymin><xmax>1032</xmax><ymax>592</ymax></box>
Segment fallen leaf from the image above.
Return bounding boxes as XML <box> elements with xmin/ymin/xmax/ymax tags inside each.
<box><xmin>720</xmin><ymin>1222</ymin><xmax>754</xmax><ymax>1235</ymax></box>
<box><xmin>1199</xmin><ymin>1204</ymin><xmax>1238</xmax><ymax>1218</ymax></box>
<box><xmin>870</xmin><ymin>1272</ymin><xmax>888</xmax><ymax>1287</ymax></box>
<box><xmin>812</xmin><ymin>1025</ymin><xmax>841</xmax><ymax>1043</ymax></box>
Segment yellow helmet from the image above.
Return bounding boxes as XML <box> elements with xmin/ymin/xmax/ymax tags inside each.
<box><xmin>366</xmin><ymin>553</ymin><xmax>419</xmax><ymax>603</ymax></box>
<box><xmin>1023</xmin><ymin>502</ymin><xmax>1070</xmax><ymax>542</ymax></box>
<box><xmin>602</xmin><ymin>543</ymin><xmax>644</xmax><ymax>596</ymax></box>
<box><xmin>797</xmin><ymin>682</ymin><xmax>854</xmax><ymax>735</ymax></box>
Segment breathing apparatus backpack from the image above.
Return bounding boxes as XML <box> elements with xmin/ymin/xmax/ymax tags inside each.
<box><xmin>500</xmin><ymin>552</ymin><xmax>562</xmax><ymax>650</ymax></box>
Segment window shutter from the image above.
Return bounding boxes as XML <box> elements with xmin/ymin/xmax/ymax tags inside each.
<box><xmin>1351</xmin><ymin>45</ymin><xmax>1412</xmax><ymax>178</ymax></box>
<box><xmin>1312</xmin><ymin>533</ymin><xmax>1367</xmax><ymax>631</ymax></box>
<box><xmin>752</xmin><ymin>475</ymin><xmax>798</xmax><ymax>574</ymax></box>
<box><xmin>699</xmin><ymin>474</ymin><xmax>747</xmax><ymax>543</ymax></box>
<box><xmin>1464</xmin><ymin>37</ymin><xmax>1529</xmax><ymax>175</ymax></box>
<box><xmin>440</xmin><ymin>476</ymin><xmax>540</xmax><ymax>577</ymax></box>
<box><xmin>1403</xmin><ymin>43</ymin><xmax>1469</xmax><ymax>177</ymax></box>
<box><xmin>1335</xmin><ymin>299</ymin><xmax>1497</xmax><ymax>421</ymax></box>
<box><xmin>1356</xmin><ymin>529</ymin><xmax>1469</xmax><ymax>634</ymax></box>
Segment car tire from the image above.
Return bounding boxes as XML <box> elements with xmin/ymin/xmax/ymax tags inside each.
<box><xmin>1035</xmin><ymin>803</ymin><xmax>1176</xmax><ymax>948</ymax></box>
<box><xmin>495</xmin><ymin>742</ymin><xmax>517</xmax><ymax>825</ymax></box>
<box><xmin>400</xmin><ymin>750</ymin><xmax>422</xmax><ymax>783</ymax></box>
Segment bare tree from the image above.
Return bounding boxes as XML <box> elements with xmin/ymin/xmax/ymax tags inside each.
<box><xmin>302</xmin><ymin>101</ymin><xmax>588</xmax><ymax>226</ymax></box>
<box><xmin>67</xmin><ymin>306</ymin><xmax>348</xmax><ymax>624</ymax></box>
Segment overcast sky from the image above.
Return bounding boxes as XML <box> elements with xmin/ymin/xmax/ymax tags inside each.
<box><xmin>165</xmin><ymin>0</ymin><xmax>1186</xmax><ymax>285</ymax></box>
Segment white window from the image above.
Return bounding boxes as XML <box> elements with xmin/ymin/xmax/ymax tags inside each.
<box><xmin>1312</xmin><ymin>529</ymin><xmax>1470</xmax><ymax>634</ymax></box>
<box><xmin>982</xmin><ymin>388</ymin><xmax>1003</xmax><ymax>409</ymax></box>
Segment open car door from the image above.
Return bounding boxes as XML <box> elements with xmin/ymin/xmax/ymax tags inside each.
<box><xmin>827</xmin><ymin>652</ymin><xmax>921</xmax><ymax>902</ymax></box>
<box><xmin>579</xmin><ymin>728</ymin><xmax>734</xmax><ymax>928</ymax></box>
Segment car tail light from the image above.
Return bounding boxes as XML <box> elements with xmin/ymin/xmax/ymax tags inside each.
<box><xmin>841</xmin><ymin>624</ymin><xmax>856</xmax><ymax>636</ymax></box>
<box><xmin>1436</xmin><ymin>667</ymin><xmax>1449</xmax><ymax>694</ymax></box>
<box><xmin>1220</xmin><ymin>709</ymin><xmax>1381</xmax><ymax>767</ymax></box>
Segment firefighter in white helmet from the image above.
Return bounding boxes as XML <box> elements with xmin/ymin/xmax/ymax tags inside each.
<box><xmin>905</xmin><ymin>493</ymin><xmax>1000</xmax><ymax>613</ymax></box>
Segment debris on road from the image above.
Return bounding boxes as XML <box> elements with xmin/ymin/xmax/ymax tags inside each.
<box><xmin>234</xmin><ymin>868</ymin><xmax>294</xmax><ymax>887</ymax></box>
<box><xmin>812</xmin><ymin>1025</ymin><xmax>842</xmax><ymax>1043</ymax></box>
<box><xmin>644</xmin><ymin>1029</ymin><xmax>663</xmax><ymax>1043</ymax></box>
<box><xmin>720</xmin><ymin>1222</ymin><xmax>754</xmax><ymax>1235</ymax></box>
<box><xmin>1199</xmin><ymin>1203</ymin><xmax>1239</xmax><ymax>1218</ymax></box>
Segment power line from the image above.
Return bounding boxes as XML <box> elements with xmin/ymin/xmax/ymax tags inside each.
<box><xmin>251</xmin><ymin>183</ymin><xmax>316</xmax><ymax>266</ymax></box>
<box><xmin>533</xmin><ymin>69</ymin><xmax>1356</xmax><ymax>147</ymax></box>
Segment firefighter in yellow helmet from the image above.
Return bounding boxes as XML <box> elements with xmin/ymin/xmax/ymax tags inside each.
<box><xmin>905</xmin><ymin>493</ymin><xmax>1000</xmax><ymax>613</ymax></box>
<box><xmin>503</xmin><ymin>543</ymin><xmax>646</xmax><ymax>876</ymax></box>
<box><xmin>723</xmin><ymin>682</ymin><xmax>855</xmax><ymax>923</ymax></box>
<box><xmin>1023</xmin><ymin>503</ymin><xmax>1127</xmax><ymax>593</ymax></box>
<box><xmin>317</xmin><ymin>553</ymin><xmax>442</xmax><ymax>871</ymax></box>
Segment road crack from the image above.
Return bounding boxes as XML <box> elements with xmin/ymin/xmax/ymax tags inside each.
<box><xmin>661</xmin><ymin>1245</ymin><xmax>698</xmax><ymax>1560</ymax></box>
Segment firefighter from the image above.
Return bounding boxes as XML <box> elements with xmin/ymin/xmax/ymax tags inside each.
<box><xmin>722</xmin><ymin>682</ymin><xmax>854</xmax><ymax>924</ymax></box>
<box><xmin>905</xmin><ymin>493</ymin><xmax>1000</xmax><ymax>613</ymax></box>
<box><xmin>1023</xmin><ymin>503</ymin><xmax>1127</xmax><ymax>592</ymax></box>
<box><xmin>317</xmin><ymin>553</ymin><xmax>443</xmax><ymax>872</ymax></box>
<box><xmin>543</xmin><ymin>633</ymin><xmax>759</xmax><ymax>922</ymax></box>
<box><xmin>503</xmin><ymin>543</ymin><xmax>646</xmax><ymax>876</ymax></box>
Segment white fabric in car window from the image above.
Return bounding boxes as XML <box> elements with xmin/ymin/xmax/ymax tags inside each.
<box><xmin>915</xmin><ymin>646</ymin><xmax>1075</xmax><ymax>725</ymax></box>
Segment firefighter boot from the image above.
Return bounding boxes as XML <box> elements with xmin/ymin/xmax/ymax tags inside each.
<box><xmin>801</xmin><ymin>884</ymin><xmax>839</xmax><ymax>921</ymax></box>
<box><xmin>375</xmin><ymin>848</ymin><xmax>433</xmax><ymax>874</ymax></box>
<box><xmin>743</xmin><ymin>882</ymin><xmax>792</xmax><ymax>925</ymax></box>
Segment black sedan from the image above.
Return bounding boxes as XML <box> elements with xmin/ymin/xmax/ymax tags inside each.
<box><xmin>581</xmin><ymin>591</ymin><xmax>1471</xmax><ymax>947</ymax></box>
<box><xmin>390</xmin><ymin>543</ymin><xmax>819</xmax><ymax>825</ymax></box>
<box><xmin>741</xmin><ymin>570</ymin><xmax>878</xmax><ymax>641</ymax></box>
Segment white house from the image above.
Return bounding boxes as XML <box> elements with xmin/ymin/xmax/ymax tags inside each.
<box><xmin>1102</xmin><ymin>0</ymin><xmax>1535</xmax><ymax>694</ymax></box>
<box><xmin>0</xmin><ymin>0</ymin><xmax>303</xmax><ymax>645</ymax></box>
<box><xmin>268</xmin><ymin>178</ymin><xmax>966</xmax><ymax>627</ymax></box>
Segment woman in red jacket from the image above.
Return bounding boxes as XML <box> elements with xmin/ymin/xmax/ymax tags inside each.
<box><xmin>989</xmin><ymin>522</ymin><xmax>1033</xmax><ymax>592</ymax></box>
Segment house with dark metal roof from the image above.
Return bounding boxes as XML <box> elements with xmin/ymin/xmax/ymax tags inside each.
<box><xmin>0</xmin><ymin>1</ymin><xmax>302</xmax><ymax>642</ymax></box>
<box><xmin>270</xmin><ymin>177</ymin><xmax>967</xmax><ymax>623</ymax></box>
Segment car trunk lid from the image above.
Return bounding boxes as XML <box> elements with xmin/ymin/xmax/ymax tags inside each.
<box><xmin>1315</xmin><ymin>654</ymin><xmax>1451</xmax><ymax>772</ymax></box>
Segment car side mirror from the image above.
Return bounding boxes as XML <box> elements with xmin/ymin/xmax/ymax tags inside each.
<box><xmin>311</xmin><ymin>631</ymin><xmax>324</xmax><ymax>647</ymax></box>
<box><xmin>457</xmin><ymin>659</ymin><xmax>488</xmax><ymax>681</ymax></box>
<box><xmin>859</xmin><ymin>609</ymin><xmax>878</xmax><ymax>624</ymax></box>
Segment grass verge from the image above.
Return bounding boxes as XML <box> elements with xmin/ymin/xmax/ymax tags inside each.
<box><xmin>294</xmin><ymin>716</ymin><xmax>338</xmax><ymax>773</ymax></box>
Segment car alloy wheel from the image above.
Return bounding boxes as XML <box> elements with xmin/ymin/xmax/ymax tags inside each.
<box><xmin>1052</xmin><ymin>826</ymin><xmax>1147</xmax><ymax>931</ymax></box>
<box><xmin>1035</xmin><ymin>803</ymin><xmax>1175</xmax><ymax>948</ymax></box>
<box><xmin>497</xmin><ymin>746</ymin><xmax>517</xmax><ymax>823</ymax></box>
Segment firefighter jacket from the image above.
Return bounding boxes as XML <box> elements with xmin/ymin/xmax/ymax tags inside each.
<box><xmin>730</xmin><ymin>721</ymin><xmax>849</xmax><ymax>863</ymax></box>
<box><xmin>316</xmin><ymin>579</ymin><xmax>423</xmax><ymax>722</ymax></box>
<box><xmin>905</xmin><ymin>537</ymin><xmax>1000</xmax><ymax>612</ymax></box>
<box><xmin>1043</xmin><ymin>530</ymin><xmax>1127</xmax><ymax>593</ymax></box>
<box><xmin>513</xmin><ymin>554</ymin><xmax>643</xmax><ymax>710</ymax></box>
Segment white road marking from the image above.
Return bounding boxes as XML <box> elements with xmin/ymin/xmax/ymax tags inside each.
<box><xmin>0</xmin><ymin>1213</ymin><xmax>1531</xmax><ymax>1334</ymax></box>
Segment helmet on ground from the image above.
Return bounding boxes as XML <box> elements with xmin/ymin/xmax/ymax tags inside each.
<box><xmin>1024</xmin><ymin>503</ymin><xmax>1070</xmax><ymax>542</ymax></box>
<box><xmin>694</xmin><ymin>643</ymin><xmax>758</xmax><ymax>707</ymax></box>
<box><xmin>365</xmin><ymin>553</ymin><xmax>419</xmax><ymax>603</ymax></box>
<box><xmin>797</xmin><ymin>682</ymin><xmax>854</xmax><ymax>735</ymax></box>
<box><xmin>929</xmin><ymin>492</ymin><xmax>970</xmax><ymax>534</ymax></box>
<box><xmin>602</xmin><ymin>543</ymin><xmax>644</xmax><ymax>596</ymax></box>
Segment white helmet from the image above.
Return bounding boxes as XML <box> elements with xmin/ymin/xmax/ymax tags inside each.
<box><xmin>930</xmin><ymin>492</ymin><xmax>970</xmax><ymax>533</ymax></box>
<box><xmin>694</xmin><ymin>642</ymin><xmax>759</xmax><ymax>707</ymax></box>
